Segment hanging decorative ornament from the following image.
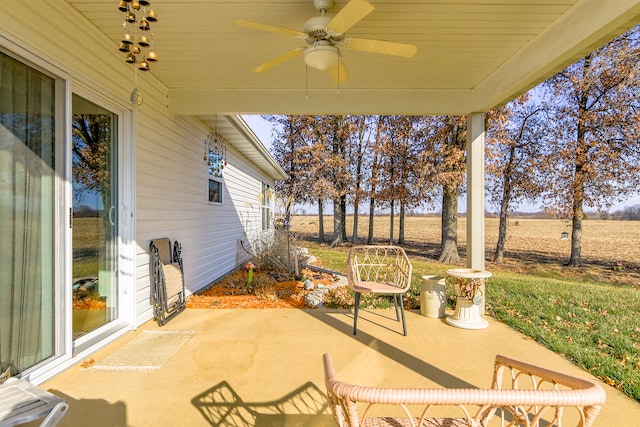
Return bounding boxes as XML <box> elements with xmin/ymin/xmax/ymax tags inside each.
<box><xmin>130</xmin><ymin>87</ymin><xmax>143</xmax><ymax>106</ymax></box>
<box><xmin>204</xmin><ymin>130</ymin><xmax>227</xmax><ymax>177</ymax></box>
<box><xmin>117</xmin><ymin>0</ymin><xmax>158</xmax><ymax>105</ymax></box>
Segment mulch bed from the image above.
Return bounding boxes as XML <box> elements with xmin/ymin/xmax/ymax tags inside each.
<box><xmin>186</xmin><ymin>267</ymin><xmax>336</xmax><ymax>309</ymax></box>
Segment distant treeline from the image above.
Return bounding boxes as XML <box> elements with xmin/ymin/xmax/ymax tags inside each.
<box><xmin>338</xmin><ymin>204</ymin><xmax>640</xmax><ymax>220</ymax></box>
<box><xmin>74</xmin><ymin>206</ymin><xmax>101</xmax><ymax>218</ymax></box>
<box><xmin>590</xmin><ymin>205</ymin><xmax>640</xmax><ymax>220</ymax></box>
<box><xmin>493</xmin><ymin>205</ymin><xmax>640</xmax><ymax>220</ymax></box>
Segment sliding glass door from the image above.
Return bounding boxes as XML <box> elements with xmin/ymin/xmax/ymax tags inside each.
<box><xmin>0</xmin><ymin>52</ymin><xmax>57</xmax><ymax>375</ymax></box>
<box><xmin>1</xmin><ymin>47</ymin><xmax>129</xmax><ymax>378</ymax></box>
<box><xmin>71</xmin><ymin>95</ymin><xmax>119</xmax><ymax>340</ymax></box>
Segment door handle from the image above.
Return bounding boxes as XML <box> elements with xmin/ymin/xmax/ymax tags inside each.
<box><xmin>108</xmin><ymin>205</ymin><xmax>117</xmax><ymax>226</ymax></box>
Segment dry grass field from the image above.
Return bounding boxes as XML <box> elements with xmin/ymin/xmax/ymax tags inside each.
<box><xmin>290</xmin><ymin>215</ymin><xmax>640</xmax><ymax>286</ymax></box>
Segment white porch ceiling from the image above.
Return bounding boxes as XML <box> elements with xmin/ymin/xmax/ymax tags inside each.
<box><xmin>69</xmin><ymin>0</ymin><xmax>640</xmax><ymax>116</ymax></box>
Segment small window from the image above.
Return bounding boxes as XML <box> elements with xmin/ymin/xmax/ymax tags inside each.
<box><xmin>208</xmin><ymin>178</ymin><xmax>222</xmax><ymax>204</ymax></box>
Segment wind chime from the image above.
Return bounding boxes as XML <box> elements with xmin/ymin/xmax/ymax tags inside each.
<box><xmin>204</xmin><ymin>132</ymin><xmax>227</xmax><ymax>178</ymax></box>
<box><xmin>117</xmin><ymin>0</ymin><xmax>159</xmax><ymax>105</ymax></box>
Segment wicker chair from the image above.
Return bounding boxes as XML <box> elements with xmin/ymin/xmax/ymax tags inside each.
<box><xmin>323</xmin><ymin>353</ymin><xmax>606</xmax><ymax>427</ymax></box>
<box><xmin>347</xmin><ymin>246</ymin><xmax>413</xmax><ymax>336</ymax></box>
<box><xmin>149</xmin><ymin>238</ymin><xmax>186</xmax><ymax>326</ymax></box>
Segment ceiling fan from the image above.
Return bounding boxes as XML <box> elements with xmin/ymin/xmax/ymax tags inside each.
<box><xmin>234</xmin><ymin>0</ymin><xmax>418</xmax><ymax>84</ymax></box>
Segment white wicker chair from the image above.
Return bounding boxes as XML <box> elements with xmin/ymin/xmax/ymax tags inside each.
<box><xmin>323</xmin><ymin>353</ymin><xmax>606</xmax><ymax>427</ymax></box>
<box><xmin>347</xmin><ymin>246</ymin><xmax>413</xmax><ymax>336</ymax></box>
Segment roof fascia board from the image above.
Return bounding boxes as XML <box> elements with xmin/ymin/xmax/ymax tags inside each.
<box><xmin>224</xmin><ymin>115</ymin><xmax>289</xmax><ymax>181</ymax></box>
<box><xmin>470</xmin><ymin>0</ymin><xmax>640</xmax><ymax>112</ymax></box>
<box><xmin>170</xmin><ymin>88</ymin><xmax>471</xmax><ymax>116</ymax></box>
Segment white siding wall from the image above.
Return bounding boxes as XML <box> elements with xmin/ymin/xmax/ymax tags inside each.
<box><xmin>135</xmin><ymin>119</ymin><xmax>273</xmax><ymax>324</ymax></box>
<box><xmin>0</xmin><ymin>0</ymin><xmax>277</xmax><ymax>329</ymax></box>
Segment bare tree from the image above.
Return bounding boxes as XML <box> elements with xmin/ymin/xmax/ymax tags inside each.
<box><xmin>486</xmin><ymin>95</ymin><xmax>548</xmax><ymax>263</ymax></box>
<box><xmin>348</xmin><ymin>116</ymin><xmax>372</xmax><ymax>243</ymax></box>
<box><xmin>367</xmin><ymin>116</ymin><xmax>384</xmax><ymax>244</ymax></box>
<box><xmin>428</xmin><ymin>116</ymin><xmax>467</xmax><ymax>264</ymax></box>
<box><xmin>304</xmin><ymin>116</ymin><xmax>352</xmax><ymax>246</ymax></box>
<box><xmin>267</xmin><ymin>115</ymin><xmax>312</xmax><ymax>223</ymax></box>
<box><xmin>542</xmin><ymin>29</ymin><xmax>640</xmax><ymax>266</ymax></box>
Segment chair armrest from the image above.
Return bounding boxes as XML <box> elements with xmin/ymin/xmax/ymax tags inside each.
<box><xmin>323</xmin><ymin>353</ymin><xmax>606</xmax><ymax>427</ymax></box>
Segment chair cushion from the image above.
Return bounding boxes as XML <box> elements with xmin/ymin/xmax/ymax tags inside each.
<box><xmin>151</xmin><ymin>238</ymin><xmax>172</xmax><ymax>265</ymax></box>
<box><xmin>351</xmin><ymin>281</ymin><xmax>405</xmax><ymax>294</ymax></box>
<box><xmin>162</xmin><ymin>263</ymin><xmax>184</xmax><ymax>305</ymax></box>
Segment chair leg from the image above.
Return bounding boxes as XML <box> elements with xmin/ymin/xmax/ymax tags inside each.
<box><xmin>353</xmin><ymin>292</ymin><xmax>361</xmax><ymax>335</ymax></box>
<box><xmin>399</xmin><ymin>296</ymin><xmax>407</xmax><ymax>336</ymax></box>
<box><xmin>41</xmin><ymin>401</ymin><xmax>69</xmax><ymax>427</ymax></box>
<box><xmin>393</xmin><ymin>294</ymin><xmax>400</xmax><ymax>321</ymax></box>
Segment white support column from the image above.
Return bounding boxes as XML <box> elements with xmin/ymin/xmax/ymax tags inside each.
<box><xmin>466</xmin><ymin>112</ymin><xmax>486</xmax><ymax>271</ymax></box>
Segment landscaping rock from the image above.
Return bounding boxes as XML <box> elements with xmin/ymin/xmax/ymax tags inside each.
<box><xmin>305</xmin><ymin>289</ymin><xmax>327</xmax><ymax>308</ymax></box>
<box><xmin>303</xmin><ymin>279</ymin><xmax>315</xmax><ymax>290</ymax></box>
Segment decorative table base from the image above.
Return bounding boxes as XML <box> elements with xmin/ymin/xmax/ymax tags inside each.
<box><xmin>445</xmin><ymin>268</ymin><xmax>492</xmax><ymax>330</ymax></box>
<box><xmin>446</xmin><ymin>298</ymin><xmax>489</xmax><ymax>329</ymax></box>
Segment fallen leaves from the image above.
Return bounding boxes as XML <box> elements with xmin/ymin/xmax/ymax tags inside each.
<box><xmin>73</xmin><ymin>299</ymin><xmax>106</xmax><ymax>310</ymax></box>
<box><xmin>186</xmin><ymin>268</ymin><xmax>336</xmax><ymax>309</ymax></box>
<box><xmin>80</xmin><ymin>358</ymin><xmax>95</xmax><ymax>369</ymax></box>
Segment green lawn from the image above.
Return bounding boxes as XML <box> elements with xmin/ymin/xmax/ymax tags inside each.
<box><xmin>304</xmin><ymin>243</ymin><xmax>640</xmax><ymax>402</ymax></box>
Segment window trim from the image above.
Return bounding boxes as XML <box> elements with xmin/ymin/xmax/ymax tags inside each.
<box><xmin>261</xmin><ymin>183</ymin><xmax>273</xmax><ymax>230</ymax></box>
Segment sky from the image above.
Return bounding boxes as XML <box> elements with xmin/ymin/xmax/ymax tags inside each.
<box><xmin>243</xmin><ymin>115</ymin><xmax>275</xmax><ymax>145</ymax></box>
<box><xmin>242</xmin><ymin>115</ymin><xmax>640</xmax><ymax>214</ymax></box>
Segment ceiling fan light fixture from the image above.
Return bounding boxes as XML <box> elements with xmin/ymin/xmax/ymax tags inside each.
<box><xmin>304</xmin><ymin>42</ymin><xmax>339</xmax><ymax>71</ymax></box>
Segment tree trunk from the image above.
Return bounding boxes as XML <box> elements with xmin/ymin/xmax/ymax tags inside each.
<box><xmin>367</xmin><ymin>118</ymin><xmax>382</xmax><ymax>245</ymax></box>
<box><xmin>389</xmin><ymin>200</ymin><xmax>395</xmax><ymax>244</ymax></box>
<box><xmin>494</xmin><ymin>146</ymin><xmax>516</xmax><ymax>263</ymax></box>
<box><xmin>352</xmin><ymin>142</ymin><xmax>364</xmax><ymax>243</ymax></box>
<box><xmin>494</xmin><ymin>196</ymin><xmax>509</xmax><ymax>263</ymax></box>
<box><xmin>352</xmin><ymin>208</ymin><xmax>359</xmax><ymax>243</ymax></box>
<box><xmin>568</xmin><ymin>71</ymin><xmax>589</xmax><ymax>267</ymax></box>
<box><xmin>438</xmin><ymin>185</ymin><xmax>460</xmax><ymax>264</ymax></box>
<box><xmin>569</xmin><ymin>205</ymin><xmax>583</xmax><ymax>266</ymax></box>
<box><xmin>341</xmin><ymin>194</ymin><xmax>348</xmax><ymax>242</ymax></box>
<box><xmin>331</xmin><ymin>197</ymin><xmax>344</xmax><ymax>247</ymax></box>
<box><xmin>568</xmin><ymin>170</ymin><xmax>585</xmax><ymax>266</ymax></box>
<box><xmin>318</xmin><ymin>199</ymin><xmax>325</xmax><ymax>242</ymax></box>
<box><xmin>398</xmin><ymin>202</ymin><xmax>406</xmax><ymax>245</ymax></box>
<box><xmin>367</xmin><ymin>198</ymin><xmax>375</xmax><ymax>244</ymax></box>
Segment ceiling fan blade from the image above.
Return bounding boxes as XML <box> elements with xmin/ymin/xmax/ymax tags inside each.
<box><xmin>252</xmin><ymin>48</ymin><xmax>305</xmax><ymax>73</ymax></box>
<box><xmin>325</xmin><ymin>0</ymin><xmax>375</xmax><ymax>36</ymax></box>
<box><xmin>346</xmin><ymin>38</ymin><xmax>418</xmax><ymax>58</ymax></box>
<box><xmin>234</xmin><ymin>19</ymin><xmax>307</xmax><ymax>38</ymax></box>
<box><xmin>328</xmin><ymin>58</ymin><xmax>350</xmax><ymax>84</ymax></box>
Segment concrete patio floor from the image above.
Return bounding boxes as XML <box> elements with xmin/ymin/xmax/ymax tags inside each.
<box><xmin>41</xmin><ymin>308</ymin><xmax>640</xmax><ymax>426</ymax></box>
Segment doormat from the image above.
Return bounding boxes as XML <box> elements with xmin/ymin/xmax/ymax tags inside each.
<box><xmin>92</xmin><ymin>330</ymin><xmax>195</xmax><ymax>371</ymax></box>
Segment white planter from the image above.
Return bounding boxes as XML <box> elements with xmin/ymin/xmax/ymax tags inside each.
<box><xmin>420</xmin><ymin>275</ymin><xmax>446</xmax><ymax>318</ymax></box>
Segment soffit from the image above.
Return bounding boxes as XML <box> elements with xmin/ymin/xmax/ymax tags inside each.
<box><xmin>68</xmin><ymin>0</ymin><xmax>640</xmax><ymax>116</ymax></box>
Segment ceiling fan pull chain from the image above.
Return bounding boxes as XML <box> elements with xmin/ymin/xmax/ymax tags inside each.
<box><xmin>337</xmin><ymin>54</ymin><xmax>341</xmax><ymax>94</ymax></box>
<box><xmin>305</xmin><ymin>64</ymin><xmax>309</xmax><ymax>99</ymax></box>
